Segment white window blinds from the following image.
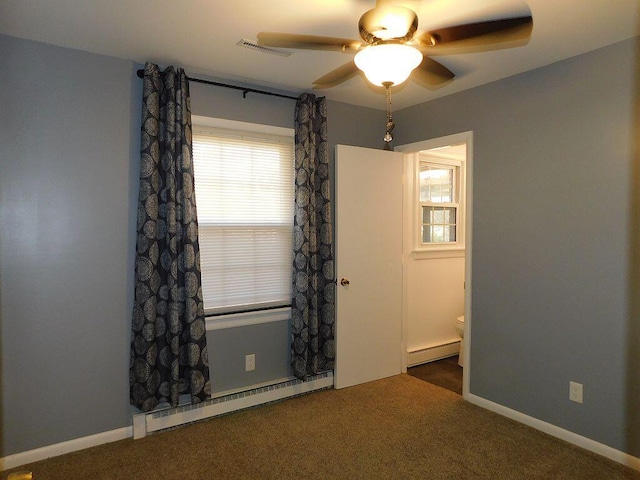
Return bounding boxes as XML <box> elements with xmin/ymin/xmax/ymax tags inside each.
<box><xmin>192</xmin><ymin>126</ymin><xmax>294</xmax><ymax>315</ymax></box>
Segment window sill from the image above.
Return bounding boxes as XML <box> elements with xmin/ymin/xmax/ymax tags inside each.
<box><xmin>205</xmin><ymin>307</ymin><xmax>291</xmax><ymax>331</ymax></box>
<box><xmin>412</xmin><ymin>248</ymin><xmax>465</xmax><ymax>260</ymax></box>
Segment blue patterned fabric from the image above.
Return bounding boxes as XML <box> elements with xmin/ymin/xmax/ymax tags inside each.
<box><xmin>291</xmin><ymin>93</ymin><xmax>335</xmax><ymax>379</ymax></box>
<box><xmin>130</xmin><ymin>63</ymin><xmax>210</xmax><ymax>412</ymax></box>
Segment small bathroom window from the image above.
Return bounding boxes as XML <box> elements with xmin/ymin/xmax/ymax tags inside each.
<box><xmin>420</xmin><ymin>164</ymin><xmax>458</xmax><ymax>244</ymax></box>
<box><xmin>416</xmin><ymin>145</ymin><xmax>465</xmax><ymax>254</ymax></box>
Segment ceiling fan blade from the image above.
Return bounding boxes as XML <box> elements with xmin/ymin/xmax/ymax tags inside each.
<box><xmin>257</xmin><ymin>32</ymin><xmax>362</xmax><ymax>53</ymax></box>
<box><xmin>418</xmin><ymin>16</ymin><xmax>533</xmax><ymax>51</ymax></box>
<box><xmin>412</xmin><ymin>56</ymin><xmax>455</xmax><ymax>87</ymax></box>
<box><xmin>313</xmin><ymin>61</ymin><xmax>360</xmax><ymax>88</ymax></box>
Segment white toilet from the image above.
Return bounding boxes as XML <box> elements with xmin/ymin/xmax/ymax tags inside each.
<box><xmin>455</xmin><ymin>315</ymin><xmax>465</xmax><ymax>367</ymax></box>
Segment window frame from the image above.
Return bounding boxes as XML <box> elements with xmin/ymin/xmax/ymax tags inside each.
<box><xmin>191</xmin><ymin>115</ymin><xmax>295</xmax><ymax>316</ymax></box>
<box><xmin>414</xmin><ymin>152</ymin><xmax>466</xmax><ymax>258</ymax></box>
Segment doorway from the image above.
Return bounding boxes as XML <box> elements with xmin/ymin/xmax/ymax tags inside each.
<box><xmin>397</xmin><ymin>132</ymin><xmax>472</xmax><ymax>398</ymax></box>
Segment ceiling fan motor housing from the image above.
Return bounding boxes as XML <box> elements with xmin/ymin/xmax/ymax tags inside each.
<box><xmin>358</xmin><ymin>6</ymin><xmax>418</xmax><ymax>44</ymax></box>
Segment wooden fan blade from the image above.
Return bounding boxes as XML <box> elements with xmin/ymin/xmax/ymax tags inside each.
<box><xmin>412</xmin><ymin>56</ymin><xmax>455</xmax><ymax>87</ymax></box>
<box><xmin>418</xmin><ymin>16</ymin><xmax>533</xmax><ymax>51</ymax></box>
<box><xmin>257</xmin><ymin>32</ymin><xmax>362</xmax><ymax>53</ymax></box>
<box><xmin>313</xmin><ymin>61</ymin><xmax>359</xmax><ymax>88</ymax></box>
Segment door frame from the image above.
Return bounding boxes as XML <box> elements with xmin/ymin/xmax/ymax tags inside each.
<box><xmin>396</xmin><ymin>131</ymin><xmax>473</xmax><ymax>399</ymax></box>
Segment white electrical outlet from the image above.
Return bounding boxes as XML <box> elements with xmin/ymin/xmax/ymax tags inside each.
<box><xmin>569</xmin><ymin>381</ymin><xmax>583</xmax><ymax>404</ymax></box>
<box><xmin>245</xmin><ymin>353</ymin><xmax>256</xmax><ymax>372</ymax></box>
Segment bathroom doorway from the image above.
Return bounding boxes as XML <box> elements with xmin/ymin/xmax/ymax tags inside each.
<box><xmin>396</xmin><ymin>132</ymin><xmax>472</xmax><ymax>398</ymax></box>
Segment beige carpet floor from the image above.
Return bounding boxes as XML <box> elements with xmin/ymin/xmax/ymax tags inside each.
<box><xmin>4</xmin><ymin>374</ymin><xmax>639</xmax><ymax>479</ymax></box>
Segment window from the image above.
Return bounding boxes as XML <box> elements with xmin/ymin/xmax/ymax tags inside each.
<box><xmin>192</xmin><ymin>120</ymin><xmax>294</xmax><ymax>315</ymax></box>
<box><xmin>420</xmin><ymin>163</ymin><xmax>457</xmax><ymax>244</ymax></box>
<box><xmin>417</xmin><ymin>150</ymin><xmax>464</xmax><ymax>250</ymax></box>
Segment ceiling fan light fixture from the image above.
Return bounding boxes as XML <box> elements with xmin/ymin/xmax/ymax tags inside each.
<box><xmin>354</xmin><ymin>44</ymin><xmax>422</xmax><ymax>87</ymax></box>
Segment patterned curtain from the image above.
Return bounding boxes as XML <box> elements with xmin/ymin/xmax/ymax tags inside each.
<box><xmin>291</xmin><ymin>93</ymin><xmax>335</xmax><ymax>379</ymax></box>
<box><xmin>130</xmin><ymin>62</ymin><xmax>210</xmax><ymax>412</ymax></box>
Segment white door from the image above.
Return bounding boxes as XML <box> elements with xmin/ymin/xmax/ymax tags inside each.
<box><xmin>334</xmin><ymin>144</ymin><xmax>403</xmax><ymax>389</ymax></box>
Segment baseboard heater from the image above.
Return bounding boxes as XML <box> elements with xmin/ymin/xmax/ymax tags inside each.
<box><xmin>407</xmin><ymin>340</ymin><xmax>460</xmax><ymax>367</ymax></box>
<box><xmin>132</xmin><ymin>371</ymin><xmax>334</xmax><ymax>439</ymax></box>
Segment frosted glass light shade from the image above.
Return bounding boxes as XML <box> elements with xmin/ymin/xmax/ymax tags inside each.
<box><xmin>354</xmin><ymin>44</ymin><xmax>422</xmax><ymax>86</ymax></box>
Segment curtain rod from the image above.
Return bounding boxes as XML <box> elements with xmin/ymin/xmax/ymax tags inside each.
<box><xmin>136</xmin><ymin>69</ymin><xmax>298</xmax><ymax>101</ymax></box>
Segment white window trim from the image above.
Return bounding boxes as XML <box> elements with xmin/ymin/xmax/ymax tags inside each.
<box><xmin>192</xmin><ymin>115</ymin><xmax>293</xmax><ymax>138</ymax></box>
<box><xmin>396</xmin><ymin>137</ymin><xmax>473</xmax><ymax>260</ymax></box>
<box><xmin>407</xmin><ymin>147</ymin><xmax>467</xmax><ymax>260</ymax></box>
<box><xmin>418</xmin><ymin>156</ymin><xmax>460</xmax><ymax>246</ymax></box>
<box><xmin>191</xmin><ymin>115</ymin><xmax>295</xmax><ymax>315</ymax></box>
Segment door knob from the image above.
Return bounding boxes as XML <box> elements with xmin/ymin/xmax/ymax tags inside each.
<box><xmin>340</xmin><ymin>278</ymin><xmax>350</xmax><ymax>286</ymax></box>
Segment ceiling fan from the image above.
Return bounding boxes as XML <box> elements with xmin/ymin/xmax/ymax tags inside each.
<box><xmin>257</xmin><ymin>1</ymin><xmax>533</xmax><ymax>90</ymax></box>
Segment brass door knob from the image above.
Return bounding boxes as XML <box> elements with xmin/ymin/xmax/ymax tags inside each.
<box><xmin>340</xmin><ymin>278</ymin><xmax>350</xmax><ymax>286</ymax></box>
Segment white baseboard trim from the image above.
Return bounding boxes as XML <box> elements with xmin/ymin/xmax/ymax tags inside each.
<box><xmin>407</xmin><ymin>340</ymin><xmax>460</xmax><ymax>367</ymax></box>
<box><xmin>0</xmin><ymin>427</ymin><xmax>132</xmax><ymax>472</ymax></box>
<box><xmin>467</xmin><ymin>393</ymin><xmax>640</xmax><ymax>472</ymax></box>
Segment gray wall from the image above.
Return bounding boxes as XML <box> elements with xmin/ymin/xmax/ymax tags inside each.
<box><xmin>207</xmin><ymin>321</ymin><xmax>291</xmax><ymax>394</ymax></box>
<box><xmin>0</xmin><ymin>34</ymin><xmax>141</xmax><ymax>456</ymax></box>
<box><xmin>0</xmin><ymin>34</ymin><xmax>383</xmax><ymax>457</ymax></box>
<box><xmin>396</xmin><ymin>37</ymin><xmax>640</xmax><ymax>457</ymax></box>
<box><xmin>190</xmin><ymin>80</ymin><xmax>295</xmax><ymax>128</ymax></box>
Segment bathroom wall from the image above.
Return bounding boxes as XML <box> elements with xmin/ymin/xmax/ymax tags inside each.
<box><xmin>405</xmin><ymin>255</ymin><xmax>465</xmax><ymax>355</ymax></box>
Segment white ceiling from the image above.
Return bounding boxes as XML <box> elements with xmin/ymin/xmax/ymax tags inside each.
<box><xmin>1</xmin><ymin>0</ymin><xmax>638</xmax><ymax>110</ymax></box>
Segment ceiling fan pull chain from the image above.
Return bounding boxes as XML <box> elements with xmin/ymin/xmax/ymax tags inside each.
<box><xmin>383</xmin><ymin>83</ymin><xmax>395</xmax><ymax>149</ymax></box>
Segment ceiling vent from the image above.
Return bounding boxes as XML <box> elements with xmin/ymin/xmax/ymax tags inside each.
<box><xmin>237</xmin><ymin>39</ymin><xmax>292</xmax><ymax>57</ymax></box>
